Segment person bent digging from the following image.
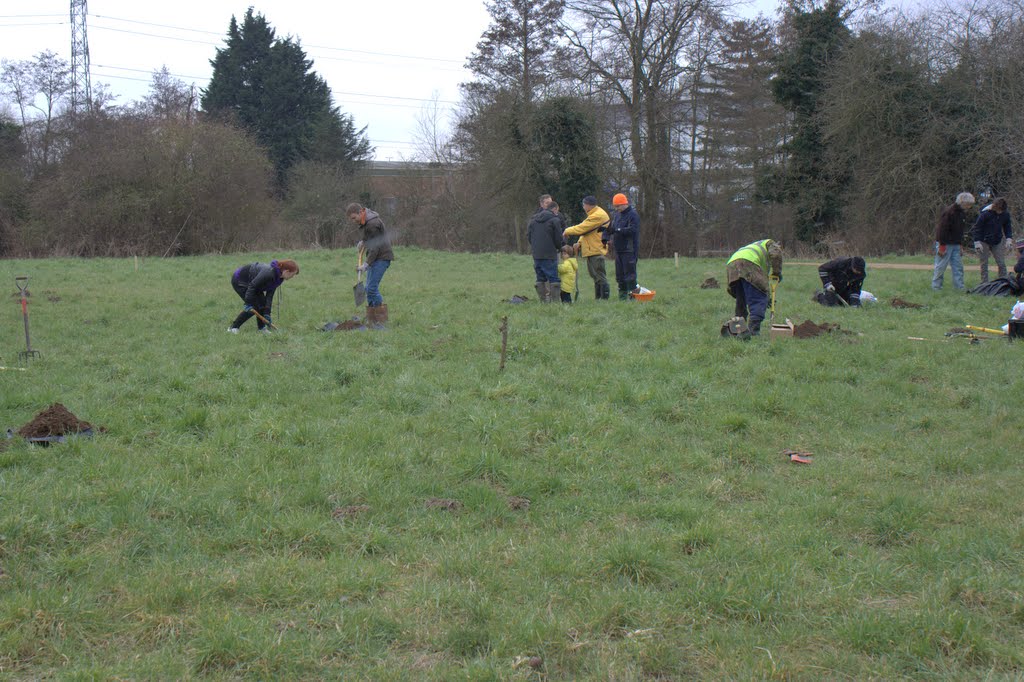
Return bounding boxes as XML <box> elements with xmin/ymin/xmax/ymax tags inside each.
<box><xmin>227</xmin><ymin>259</ymin><xmax>299</xmax><ymax>333</ymax></box>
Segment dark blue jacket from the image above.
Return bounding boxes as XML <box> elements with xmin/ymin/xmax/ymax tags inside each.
<box><xmin>971</xmin><ymin>208</ymin><xmax>1013</xmax><ymax>246</ymax></box>
<box><xmin>607</xmin><ymin>205</ymin><xmax>640</xmax><ymax>254</ymax></box>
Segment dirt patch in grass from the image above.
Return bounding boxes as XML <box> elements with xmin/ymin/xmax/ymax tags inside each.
<box><xmin>425</xmin><ymin>497</ymin><xmax>462</xmax><ymax>511</ymax></box>
<box><xmin>332</xmin><ymin>505</ymin><xmax>370</xmax><ymax>520</ymax></box>
<box><xmin>44</xmin><ymin>290</ymin><xmax>61</xmax><ymax>302</ymax></box>
<box><xmin>699</xmin><ymin>277</ymin><xmax>720</xmax><ymax>289</ymax></box>
<box><xmin>17</xmin><ymin>403</ymin><xmax>98</xmax><ymax>438</ymax></box>
<box><xmin>506</xmin><ymin>295</ymin><xmax>530</xmax><ymax>304</ymax></box>
<box><xmin>268</xmin><ymin>352</ymin><xmax>286</xmax><ymax>359</ymax></box>
<box><xmin>507</xmin><ymin>496</ymin><xmax>531</xmax><ymax>511</ymax></box>
<box><xmin>793</xmin><ymin>320</ymin><xmax>841</xmax><ymax>339</ymax></box>
<box><xmin>891</xmin><ymin>297</ymin><xmax>923</xmax><ymax>309</ymax></box>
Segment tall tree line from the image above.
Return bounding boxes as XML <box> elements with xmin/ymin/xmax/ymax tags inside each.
<box><xmin>3</xmin><ymin>0</ymin><xmax>1023</xmax><ymax>257</ymax></box>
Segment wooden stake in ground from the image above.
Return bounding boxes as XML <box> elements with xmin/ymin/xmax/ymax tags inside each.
<box><xmin>499</xmin><ymin>315</ymin><xmax>509</xmax><ymax>371</ymax></box>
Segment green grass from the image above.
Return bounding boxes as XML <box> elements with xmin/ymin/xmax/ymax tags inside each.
<box><xmin>1</xmin><ymin>248</ymin><xmax>1022</xmax><ymax>679</ymax></box>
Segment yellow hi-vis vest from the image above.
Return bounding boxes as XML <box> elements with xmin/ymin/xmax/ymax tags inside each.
<box><xmin>728</xmin><ymin>239</ymin><xmax>775</xmax><ymax>274</ymax></box>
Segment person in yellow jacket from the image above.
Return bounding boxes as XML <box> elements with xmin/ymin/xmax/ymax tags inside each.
<box><xmin>726</xmin><ymin>238</ymin><xmax>783</xmax><ymax>336</ymax></box>
<box><xmin>563</xmin><ymin>195</ymin><xmax>610</xmax><ymax>300</ymax></box>
<box><xmin>557</xmin><ymin>245</ymin><xmax>579</xmax><ymax>304</ymax></box>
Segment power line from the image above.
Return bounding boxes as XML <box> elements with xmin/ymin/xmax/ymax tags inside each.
<box><xmin>0</xmin><ymin>21</ymin><xmax>66</xmax><ymax>28</ymax></box>
<box><xmin>92</xmin><ymin>13</ymin><xmax>465</xmax><ymax>64</ymax></box>
<box><xmin>0</xmin><ymin>14</ymin><xmax>66</xmax><ymax>18</ymax></box>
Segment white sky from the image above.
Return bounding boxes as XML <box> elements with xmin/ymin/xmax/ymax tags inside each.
<box><xmin>1</xmin><ymin>0</ymin><xmax>780</xmax><ymax>161</ymax></box>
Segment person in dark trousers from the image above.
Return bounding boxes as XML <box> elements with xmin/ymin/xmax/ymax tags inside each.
<box><xmin>816</xmin><ymin>256</ymin><xmax>866</xmax><ymax>306</ymax></box>
<box><xmin>604</xmin><ymin>193</ymin><xmax>640</xmax><ymax>300</ymax></box>
<box><xmin>527</xmin><ymin>194</ymin><xmax>564</xmax><ymax>303</ymax></box>
<box><xmin>971</xmin><ymin>197</ymin><xmax>1014</xmax><ymax>283</ymax></box>
<box><xmin>933</xmin><ymin>192</ymin><xmax>974</xmax><ymax>290</ymax></box>
<box><xmin>726</xmin><ymin>239</ymin><xmax>783</xmax><ymax>336</ymax></box>
<box><xmin>347</xmin><ymin>202</ymin><xmax>395</xmax><ymax>328</ymax></box>
<box><xmin>563</xmin><ymin>195</ymin><xmax>611</xmax><ymax>300</ymax></box>
<box><xmin>227</xmin><ymin>259</ymin><xmax>299</xmax><ymax>333</ymax></box>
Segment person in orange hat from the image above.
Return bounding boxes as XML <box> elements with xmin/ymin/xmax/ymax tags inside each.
<box><xmin>604</xmin><ymin>193</ymin><xmax>640</xmax><ymax>300</ymax></box>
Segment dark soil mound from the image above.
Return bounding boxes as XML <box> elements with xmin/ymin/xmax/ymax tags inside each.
<box><xmin>891</xmin><ymin>297</ymin><xmax>923</xmax><ymax>309</ymax></box>
<box><xmin>793</xmin><ymin>320</ymin><xmax>841</xmax><ymax>339</ymax></box>
<box><xmin>17</xmin><ymin>403</ymin><xmax>93</xmax><ymax>438</ymax></box>
<box><xmin>506</xmin><ymin>295</ymin><xmax>530</xmax><ymax>304</ymax></box>
<box><xmin>700</xmin><ymin>277</ymin><xmax>720</xmax><ymax>289</ymax></box>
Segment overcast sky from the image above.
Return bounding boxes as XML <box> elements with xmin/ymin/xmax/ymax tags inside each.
<box><xmin>1</xmin><ymin>0</ymin><xmax>781</xmax><ymax>161</ymax></box>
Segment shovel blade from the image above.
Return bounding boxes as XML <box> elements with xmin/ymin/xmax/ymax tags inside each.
<box><xmin>353</xmin><ymin>281</ymin><xmax>366</xmax><ymax>307</ymax></box>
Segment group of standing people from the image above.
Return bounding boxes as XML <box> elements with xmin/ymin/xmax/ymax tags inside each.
<box><xmin>528</xmin><ymin>193</ymin><xmax>641</xmax><ymax>302</ymax></box>
<box><xmin>933</xmin><ymin>192</ymin><xmax>1016</xmax><ymax>290</ymax></box>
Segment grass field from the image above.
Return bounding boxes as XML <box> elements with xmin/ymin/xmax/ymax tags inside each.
<box><xmin>1</xmin><ymin>249</ymin><xmax>1022</xmax><ymax>679</ymax></box>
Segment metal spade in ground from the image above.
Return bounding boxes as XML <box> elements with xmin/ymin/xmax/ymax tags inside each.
<box><xmin>13</xmin><ymin>402</ymin><xmax>102</xmax><ymax>443</ymax></box>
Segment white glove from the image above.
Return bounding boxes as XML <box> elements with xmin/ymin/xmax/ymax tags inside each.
<box><xmin>974</xmin><ymin>241</ymin><xmax>983</xmax><ymax>253</ymax></box>
<box><xmin>825</xmin><ymin>283</ymin><xmax>836</xmax><ymax>293</ymax></box>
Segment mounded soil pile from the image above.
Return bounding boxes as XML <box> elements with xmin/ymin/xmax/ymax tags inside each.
<box><xmin>506</xmin><ymin>295</ymin><xmax>530</xmax><ymax>304</ymax></box>
<box><xmin>699</xmin><ymin>277</ymin><xmax>720</xmax><ymax>289</ymax></box>
<box><xmin>17</xmin><ymin>403</ymin><xmax>94</xmax><ymax>438</ymax></box>
<box><xmin>793</xmin><ymin>320</ymin><xmax>841</xmax><ymax>339</ymax></box>
<box><xmin>337</xmin><ymin>319</ymin><xmax>365</xmax><ymax>331</ymax></box>
<box><xmin>891</xmin><ymin>297</ymin><xmax>923</xmax><ymax>309</ymax></box>
<box><xmin>507</xmin><ymin>496</ymin><xmax>531</xmax><ymax>511</ymax></box>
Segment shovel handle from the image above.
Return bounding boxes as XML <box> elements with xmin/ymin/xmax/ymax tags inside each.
<box><xmin>248</xmin><ymin>308</ymin><xmax>278</xmax><ymax>330</ymax></box>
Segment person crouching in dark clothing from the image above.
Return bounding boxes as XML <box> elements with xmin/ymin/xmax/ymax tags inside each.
<box><xmin>815</xmin><ymin>256</ymin><xmax>866</xmax><ymax>306</ymax></box>
<box><xmin>228</xmin><ymin>259</ymin><xmax>299</xmax><ymax>333</ymax></box>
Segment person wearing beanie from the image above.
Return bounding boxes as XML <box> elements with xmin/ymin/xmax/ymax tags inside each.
<box><xmin>933</xmin><ymin>191</ymin><xmax>974</xmax><ymax>291</ymax></box>
<box><xmin>815</xmin><ymin>256</ymin><xmax>866</xmax><ymax>306</ymax></box>
<box><xmin>227</xmin><ymin>259</ymin><xmax>299</xmax><ymax>333</ymax></box>
<box><xmin>563</xmin><ymin>195</ymin><xmax>611</xmax><ymax>299</ymax></box>
<box><xmin>347</xmin><ymin>202</ymin><xmax>395</xmax><ymax>328</ymax></box>
<box><xmin>970</xmin><ymin>197</ymin><xmax>1014</xmax><ymax>284</ymax></box>
<box><xmin>604</xmin><ymin>193</ymin><xmax>640</xmax><ymax>300</ymax></box>
<box><xmin>725</xmin><ymin>239</ymin><xmax>783</xmax><ymax>336</ymax></box>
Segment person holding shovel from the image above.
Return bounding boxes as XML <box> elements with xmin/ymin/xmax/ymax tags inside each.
<box><xmin>563</xmin><ymin>195</ymin><xmax>611</xmax><ymax>300</ymax></box>
<box><xmin>815</xmin><ymin>256</ymin><xmax>866</xmax><ymax>306</ymax></box>
<box><xmin>227</xmin><ymin>259</ymin><xmax>299</xmax><ymax>333</ymax></box>
<box><xmin>725</xmin><ymin>239</ymin><xmax>783</xmax><ymax>336</ymax></box>
<box><xmin>346</xmin><ymin>202</ymin><xmax>395</xmax><ymax>327</ymax></box>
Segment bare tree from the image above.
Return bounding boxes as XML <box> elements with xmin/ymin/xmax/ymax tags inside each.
<box><xmin>561</xmin><ymin>0</ymin><xmax>708</xmax><ymax>252</ymax></box>
<box><xmin>0</xmin><ymin>50</ymin><xmax>73</xmax><ymax>171</ymax></box>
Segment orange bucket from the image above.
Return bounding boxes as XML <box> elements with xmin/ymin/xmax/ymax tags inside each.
<box><xmin>631</xmin><ymin>289</ymin><xmax>656</xmax><ymax>302</ymax></box>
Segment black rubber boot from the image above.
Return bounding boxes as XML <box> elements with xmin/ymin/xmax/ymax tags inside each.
<box><xmin>594</xmin><ymin>281</ymin><xmax>602</xmax><ymax>300</ymax></box>
<box><xmin>749</xmin><ymin>318</ymin><xmax>763</xmax><ymax>336</ymax></box>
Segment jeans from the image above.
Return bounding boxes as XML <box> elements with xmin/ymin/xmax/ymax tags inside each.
<box><xmin>533</xmin><ymin>259</ymin><xmax>560</xmax><ymax>284</ymax></box>
<box><xmin>366</xmin><ymin>259</ymin><xmax>390</xmax><ymax>306</ymax></box>
<box><xmin>977</xmin><ymin>241</ymin><xmax>1007</xmax><ymax>282</ymax></box>
<box><xmin>932</xmin><ymin>243</ymin><xmax>964</xmax><ymax>290</ymax></box>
